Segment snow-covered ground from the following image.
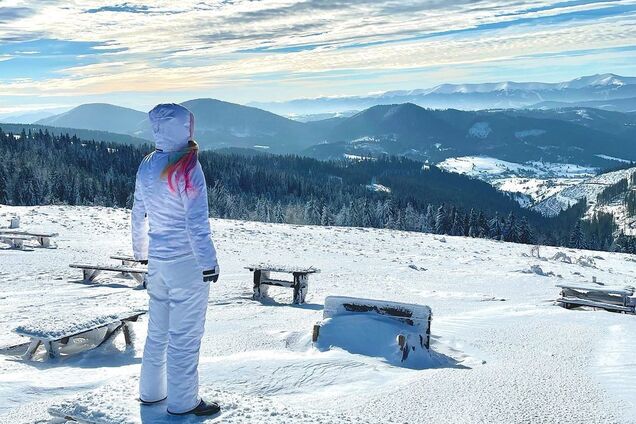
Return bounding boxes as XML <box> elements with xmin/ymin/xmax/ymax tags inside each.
<box><xmin>1</xmin><ymin>205</ymin><xmax>636</xmax><ymax>423</ymax></box>
<box><xmin>438</xmin><ymin>156</ymin><xmax>598</xmax><ymax>207</ymax></box>
<box><xmin>533</xmin><ymin>167</ymin><xmax>636</xmax><ymax>221</ymax></box>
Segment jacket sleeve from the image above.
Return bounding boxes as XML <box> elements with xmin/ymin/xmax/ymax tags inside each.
<box><xmin>180</xmin><ymin>161</ymin><xmax>218</xmax><ymax>271</ymax></box>
<box><xmin>131</xmin><ymin>172</ymin><xmax>149</xmax><ymax>260</ymax></box>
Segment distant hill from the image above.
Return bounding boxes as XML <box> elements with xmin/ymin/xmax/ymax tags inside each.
<box><xmin>136</xmin><ymin>98</ymin><xmax>319</xmax><ymax>153</ymax></box>
<box><xmin>530</xmin><ymin>97</ymin><xmax>636</xmax><ymax>113</ymax></box>
<box><xmin>36</xmin><ymin>103</ymin><xmax>148</xmax><ymax>136</ymax></box>
<box><xmin>250</xmin><ymin>73</ymin><xmax>636</xmax><ymax>115</ymax></box>
<box><xmin>0</xmin><ymin>122</ymin><xmax>149</xmax><ymax>145</ymax></box>
<box><xmin>533</xmin><ymin>167</ymin><xmax>636</xmax><ymax>236</ymax></box>
<box><xmin>303</xmin><ymin>103</ymin><xmax>636</xmax><ymax>166</ymax></box>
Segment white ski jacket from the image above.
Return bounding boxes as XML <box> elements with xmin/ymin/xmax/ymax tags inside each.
<box><xmin>131</xmin><ymin>103</ymin><xmax>218</xmax><ymax>271</ymax></box>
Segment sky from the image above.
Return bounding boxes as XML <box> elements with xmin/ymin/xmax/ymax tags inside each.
<box><xmin>1</xmin><ymin>0</ymin><xmax>636</xmax><ymax>115</ymax></box>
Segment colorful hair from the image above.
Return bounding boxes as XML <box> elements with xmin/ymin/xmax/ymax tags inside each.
<box><xmin>161</xmin><ymin>139</ymin><xmax>199</xmax><ymax>195</ymax></box>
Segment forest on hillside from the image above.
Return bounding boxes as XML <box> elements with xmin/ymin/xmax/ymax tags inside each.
<box><xmin>1</xmin><ymin>127</ymin><xmax>634</xmax><ymax>253</ymax></box>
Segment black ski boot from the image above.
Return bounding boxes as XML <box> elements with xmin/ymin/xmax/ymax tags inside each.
<box><xmin>168</xmin><ymin>399</ymin><xmax>221</xmax><ymax>416</ymax></box>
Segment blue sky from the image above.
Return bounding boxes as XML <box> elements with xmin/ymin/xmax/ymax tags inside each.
<box><xmin>0</xmin><ymin>0</ymin><xmax>635</xmax><ymax>115</ymax></box>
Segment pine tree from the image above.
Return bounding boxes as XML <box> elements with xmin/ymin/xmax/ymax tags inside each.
<box><xmin>468</xmin><ymin>208</ymin><xmax>478</xmax><ymax>237</ymax></box>
<box><xmin>489</xmin><ymin>212</ymin><xmax>502</xmax><ymax>240</ymax></box>
<box><xmin>518</xmin><ymin>216</ymin><xmax>534</xmax><ymax>244</ymax></box>
<box><xmin>404</xmin><ymin>203</ymin><xmax>419</xmax><ymax>231</ymax></box>
<box><xmin>435</xmin><ymin>204</ymin><xmax>449</xmax><ymax>234</ymax></box>
<box><xmin>423</xmin><ymin>204</ymin><xmax>435</xmax><ymax>233</ymax></box>
<box><xmin>569</xmin><ymin>220</ymin><xmax>586</xmax><ymax>249</ymax></box>
<box><xmin>450</xmin><ymin>212</ymin><xmax>463</xmax><ymax>236</ymax></box>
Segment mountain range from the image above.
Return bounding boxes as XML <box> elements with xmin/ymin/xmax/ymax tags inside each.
<box><xmin>16</xmin><ymin>98</ymin><xmax>632</xmax><ymax>167</ymax></box>
<box><xmin>251</xmin><ymin>74</ymin><xmax>636</xmax><ymax>115</ymax></box>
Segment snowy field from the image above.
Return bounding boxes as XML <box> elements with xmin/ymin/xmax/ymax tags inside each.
<box><xmin>1</xmin><ymin>205</ymin><xmax>636</xmax><ymax>423</ymax></box>
<box><xmin>438</xmin><ymin>156</ymin><xmax>597</xmax><ymax>207</ymax></box>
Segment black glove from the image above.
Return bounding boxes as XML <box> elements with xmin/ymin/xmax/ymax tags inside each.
<box><xmin>139</xmin><ymin>259</ymin><xmax>148</xmax><ymax>265</ymax></box>
<box><xmin>203</xmin><ymin>265</ymin><xmax>219</xmax><ymax>283</ymax></box>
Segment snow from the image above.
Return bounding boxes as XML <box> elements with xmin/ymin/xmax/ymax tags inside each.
<box><xmin>533</xmin><ymin>167</ymin><xmax>636</xmax><ymax>218</ymax></box>
<box><xmin>467</xmin><ymin>122</ymin><xmax>491</xmax><ymax>139</ymax></box>
<box><xmin>514</xmin><ymin>129</ymin><xmax>546</xmax><ymax>139</ymax></box>
<box><xmin>1</xmin><ymin>205</ymin><xmax>636</xmax><ymax>423</ymax></box>
<box><xmin>596</xmin><ymin>154</ymin><xmax>632</xmax><ymax>164</ymax></box>
<box><xmin>365</xmin><ymin>183</ymin><xmax>391</xmax><ymax>193</ymax></box>
<box><xmin>438</xmin><ymin>156</ymin><xmax>597</xmax><ymax>206</ymax></box>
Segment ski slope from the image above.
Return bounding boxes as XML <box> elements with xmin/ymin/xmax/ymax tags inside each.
<box><xmin>0</xmin><ymin>205</ymin><xmax>635</xmax><ymax>423</ymax></box>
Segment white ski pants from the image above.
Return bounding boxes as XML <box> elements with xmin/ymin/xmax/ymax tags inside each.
<box><xmin>139</xmin><ymin>254</ymin><xmax>210</xmax><ymax>413</ymax></box>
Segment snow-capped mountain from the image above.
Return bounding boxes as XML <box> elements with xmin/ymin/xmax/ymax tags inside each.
<box><xmin>251</xmin><ymin>74</ymin><xmax>636</xmax><ymax>115</ymax></box>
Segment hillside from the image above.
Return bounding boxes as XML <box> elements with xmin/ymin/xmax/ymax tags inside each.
<box><xmin>27</xmin><ymin>98</ymin><xmax>636</xmax><ymax>166</ymax></box>
<box><xmin>533</xmin><ymin>168</ymin><xmax>636</xmax><ymax>237</ymax></box>
<box><xmin>0</xmin><ymin>122</ymin><xmax>149</xmax><ymax>145</ymax></box>
<box><xmin>304</xmin><ymin>104</ymin><xmax>636</xmax><ymax>166</ymax></box>
<box><xmin>35</xmin><ymin>103</ymin><xmax>147</xmax><ymax>135</ymax></box>
<box><xmin>1</xmin><ymin>205</ymin><xmax>635</xmax><ymax>422</ymax></box>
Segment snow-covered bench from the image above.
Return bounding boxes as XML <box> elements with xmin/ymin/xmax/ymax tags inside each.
<box><xmin>0</xmin><ymin>234</ymin><xmax>33</xmax><ymax>250</ymax></box>
<box><xmin>247</xmin><ymin>264</ymin><xmax>320</xmax><ymax>304</ymax></box>
<box><xmin>556</xmin><ymin>283</ymin><xmax>636</xmax><ymax>314</ymax></box>
<box><xmin>14</xmin><ymin>309</ymin><xmax>146</xmax><ymax>360</ymax></box>
<box><xmin>0</xmin><ymin>229</ymin><xmax>58</xmax><ymax>248</ymax></box>
<box><xmin>69</xmin><ymin>263</ymin><xmax>148</xmax><ymax>287</ymax></box>
<box><xmin>313</xmin><ymin>296</ymin><xmax>432</xmax><ymax>361</ymax></box>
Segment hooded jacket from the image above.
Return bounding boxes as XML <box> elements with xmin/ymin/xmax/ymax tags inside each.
<box><xmin>131</xmin><ymin>103</ymin><xmax>217</xmax><ymax>271</ymax></box>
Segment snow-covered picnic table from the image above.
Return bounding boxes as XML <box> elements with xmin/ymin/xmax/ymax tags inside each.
<box><xmin>246</xmin><ymin>264</ymin><xmax>320</xmax><ymax>304</ymax></box>
<box><xmin>70</xmin><ymin>263</ymin><xmax>148</xmax><ymax>287</ymax></box>
<box><xmin>14</xmin><ymin>307</ymin><xmax>147</xmax><ymax>360</ymax></box>
<box><xmin>556</xmin><ymin>283</ymin><xmax>636</xmax><ymax>314</ymax></box>
<box><xmin>0</xmin><ymin>229</ymin><xmax>58</xmax><ymax>248</ymax></box>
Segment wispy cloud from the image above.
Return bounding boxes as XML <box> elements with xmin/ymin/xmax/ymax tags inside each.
<box><xmin>0</xmin><ymin>0</ymin><xmax>635</xmax><ymax>110</ymax></box>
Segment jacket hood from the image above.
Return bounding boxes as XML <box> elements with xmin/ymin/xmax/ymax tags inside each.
<box><xmin>148</xmin><ymin>103</ymin><xmax>194</xmax><ymax>152</ymax></box>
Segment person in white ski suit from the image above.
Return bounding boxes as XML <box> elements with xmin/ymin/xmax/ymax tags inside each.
<box><xmin>132</xmin><ymin>103</ymin><xmax>220</xmax><ymax>416</ymax></box>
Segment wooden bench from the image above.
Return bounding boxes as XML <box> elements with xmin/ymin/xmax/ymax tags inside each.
<box><xmin>246</xmin><ymin>264</ymin><xmax>320</xmax><ymax>304</ymax></box>
<box><xmin>313</xmin><ymin>296</ymin><xmax>432</xmax><ymax>361</ymax></box>
<box><xmin>110</xmin><ymin>254</ymin><xmax>146</xmax><ymax>266</ymax></box>
<box><xmin>0</xmin><ymin>229</ymin><xmax>58</xmax><ymax>248</ymax></box>
<box><xmin>556</xmin><ymin>283</ymin><xmax>636</xmax><ymax>314</ymax></box>
<box><xmin>70</xmin><ymin>263</ymin><xmax>148</xmax><ymax>287</ymax></box>
<box><xmin>14</xmin><ymin>309</ymin><xmax>146</xmax><ymax>360</ymax></box>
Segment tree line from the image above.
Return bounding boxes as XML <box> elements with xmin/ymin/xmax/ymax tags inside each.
<box><xmin>1</xmin><ymin>127</ymin><xmax>634</xmax><ymax>253</ymax></box>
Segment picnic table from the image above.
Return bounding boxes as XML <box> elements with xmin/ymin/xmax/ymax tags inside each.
<box><xmin>246</xmin><ymin>264</ymin><xmax>320</xmax><ymax>304</ymax></box>
<box><xmin>556</xmin><ymin>283</ymin><xmax>636</xmax><ymax>314</ymax></box>
<box><xmin>14</xmin><ymin>309</ymin><xmax>146</xmax><ymax>360</ymax></box>
<box><xmin>0</xmin><ymin>229</ymin><xmax>58</xmax><ymax>248</ymax></box>
<box><xmin>314</xmin><ymin>296</ymin><xmax>433</xmax><ymax>361</ymax></box>
<box><xmin>69</xmin><ymin>263</ymin><xmax>148</xmax><ymax>287</ymax></box>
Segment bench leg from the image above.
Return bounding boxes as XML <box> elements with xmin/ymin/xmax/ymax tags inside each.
<box><xmin>45</xmin><ymin>341</ymin><xmax>59</xmax><ymax>359</ymax></box>
<box><xmin>22</xmin><ymin>339</ymin><xmax>41</xmax><ymax>360</ymax></box>
<box><xmin>96</xmin><ymin>323</ymin><xmax>124</xmax><ymax>348</ymax></box>
<box><xmin>293</xmin><ymin>273</ymin><xmax>309</xmax><ymax>304</ymax></box>
<box><xmin>130</xmin><ymin>272</ymin><xmax>146</xmax><ymax>288</ymax></box>
<box><xmin>397</xmin><ymin>334</ymin><xmax>410</xmax><ymax>362</ymax></box>
<box><xmin>312</xmin><ymin>324</ymin><xmax>321</xmax><ymax>343</ymax></box>
<box><xmin>122</xmin><ymin>321</ymin><xmax>136</xmax><ymax>349</ymax></box>
<box><xmin>82</xmin><ymin>269</ymin><xmax>101</xmax><ymax>283</ymax></box>
<box><xmin>38</xmin><ymin>237</ymin><xmax>51</xmax><ymax>248</ymax></box>
<box><xmin>253</xmin><ymin>270</ymin><xmax>270</xmax><ymax>300</ymax></box>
